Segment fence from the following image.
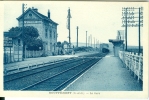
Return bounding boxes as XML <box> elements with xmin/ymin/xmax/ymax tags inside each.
<box><xmin>4</xmin><ymin>51</ymin><xmax>23</xmax><ymax>64</ymax></box>
<box><xmin>4</xmin><ymin>50</ymin><xmax>46</xmax><ymax>64</ymax></box>
<box><xmin>119</xmin><ymin>51</ymin><xmax>143</xmax><ymax>82</ymax></box>
<box><xmin>25</xmin><ymin>50</ymin><xmax>43</xmax><ymax>58</ymax></box>
<box><xmin>4</xmin><ymin>53</ymin><xmax>14</xmax><ymax>64</ymax></box>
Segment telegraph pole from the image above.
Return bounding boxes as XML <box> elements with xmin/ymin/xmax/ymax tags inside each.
<box><xmin>88</xmin><ymin>35</ymin><xmax>90</xmax><ymax>47</ymax></box>
<box><xmin>22</xmin><ymin>3</ymin><xmax>24</xmax><ymax>30</ymax></box>
<box><xmin>97</xmin><ymin>40</ymin><xmax>99</xmax><ymax>48</ymax></box>
<box><xmin>69</xmin><ymin>19</ymin><xmax>71</xmax><ymax>49</ymax></box>
<box><xmin>96</xmin><ymin>39</ymin><xmax>97</xmax><ymax>48</ymax></box>
<box><xmin>125</xmin><ymin>8</ymin><xmax>128</xmax><ymax>51</ymax></box>
<box><xmin>91</xmin><ymin>34</ymin><xmax>92</xmax><ymax>47</ymax></box>
<box><xmin>76</xmin><ymin>26</ymin><xmax>79</xmax><ymax>47</ymax></box>
<box><xmin>22</xmin><ymin>3</ymin><xmax>25</xmax><ymax>60</ymax></box>
<box><xmin>138</xmin><ymin>7</ymin><xmax>141</xmax><ymax>54</ymax></box>
<box><xmin>22</xmin><ymin>3</ymin><xmax>27</xmax><ymax>60</ymax></box>
<box><xmin>86</xmin><ymin>31</ymin><xmax>87</xmax><ymax>47</ymax></box>
<box><xmin>94</xmin><ymin>37</ymin><xmax>95</xmax><ymax>48</ymax></box>
<box><xmin>67</xmin><ymin>8</ymin><xmax>72</xmax><ymax>52</ymax></box>
<box><xmin>122</xmin><ymin>7</ymin><xmax>143</xmax><ymax>54</ymax></box>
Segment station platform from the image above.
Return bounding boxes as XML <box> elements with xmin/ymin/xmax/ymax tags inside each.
<box><xmin>4</xmin><ymin>51</ymin><xmax>99</xmax><ymax>74</ymax></box>
<box><xmin>64</xmin><ymin>52</ymin><xmax>143</xmax><ymax>91</ymax></box>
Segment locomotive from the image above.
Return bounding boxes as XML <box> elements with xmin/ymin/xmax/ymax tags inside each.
<box><xmin>102</xmin><ymin>48</ymin><xmax>109</xmax><ymax>53</ymax></box>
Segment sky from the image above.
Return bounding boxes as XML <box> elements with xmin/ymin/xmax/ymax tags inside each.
<box><xmin>3</xmin><ymin>1</ymin><xmax>147</xmax><ymax>46</ymax></box>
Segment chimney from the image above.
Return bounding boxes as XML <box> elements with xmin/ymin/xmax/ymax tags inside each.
<box><xmin>48</xmin><ymin>9</ymin><xmax>50</xmax><ymax>18</ymax></box>
<box><xmin>32</xmin><ymin>7</ymin><xmax>38</xmax><ymax>12</ymax></box>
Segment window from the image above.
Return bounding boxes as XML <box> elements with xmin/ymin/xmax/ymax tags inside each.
<box><xmin>18</xmin><ymin>39</ymin><xmax>20</xmax><ymax>46</ymax></box>
<box><xmin>29</xmin><ymin>13</ymin><xmax>32</xmax><ymax>17</ymax></box>
<box><xmin>54</xmin><ymin>32</ymin><xmax>55</xmax><ymax>38</ymax></box>
<box><xmin>54</xmin><ymin>43</ymin><xmax>55</xmax><ymax>50</ymax></box>
<box><xmin>50</xmin><ymin>30</ymin><xmax>52</xmax><ymax>38</ymax></box>
<box><xmin>45</xmin><ymin>29</ymin><xmax>48</xmax><ymax>38</ymax></box>
<box><xmin>50</xmin><ymin>43</ymin><xmax>52</xmax><ymax>51</ymax></box>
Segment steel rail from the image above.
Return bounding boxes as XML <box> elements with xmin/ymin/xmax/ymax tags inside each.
<box><xmin>4</xmin><ymin>58</ymin><xmax>82</xmax><ymax>83</ymax></box>
<box><xmin>20</xmin><ymin>58</ymin><xmax>93</xmax><ymax>91</ymax></box>
<box><xmin>53</xmin><ymin>58</ymin><xmax>100</xmax><ymax>91</ymax></box>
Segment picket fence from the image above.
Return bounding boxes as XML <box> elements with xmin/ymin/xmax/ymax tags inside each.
<box><xmin>119</xmin><ymin>51</ymin><xmax>143</xmax><ymax>81</ymax></box>
<box><xmin>25</xmin><ymin>50</ymin><xmax>43</xmax><ymax>58</ymax></box>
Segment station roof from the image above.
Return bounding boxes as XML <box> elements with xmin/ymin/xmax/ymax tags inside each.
<box><xmin>4</xmin><ymin>32</ymin><xmax>22</xmax><ymax>38</ymax></box>
<box><xmin>17</xmin><ymin>7</ymin><xmax>58</xmax><ymax>25</ymax></box>
<box><xmin>109</xmin><ymin>39</ymin><xmax>124</xmax><ymax>43</ymax></box>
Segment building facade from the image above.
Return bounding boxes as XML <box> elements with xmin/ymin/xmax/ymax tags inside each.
<box><xmin>17</xmin><ymin>7</ymin><xmax>58</xmax><ymax>55</ymax></box>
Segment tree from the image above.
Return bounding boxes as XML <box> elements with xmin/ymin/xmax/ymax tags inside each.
<box><xmin>57</xmin><ymin>41</ymin><xmax>62</xmax><ymax>48</ymax></box>
<box><xmin>9</xmin><ymin>26</ymin><xmax>40</xmax><ymax>58</ymax></box>
<box><xmin>9</xmin><ymin>26</ymin><xmax>39</xmax><ymax>45</ymax></box>
<box><xmin>27</xmin><ymin>38</ymin><xmax>43</xmax><ymax>50</ymax></box>
<box><xmin>63</xmin><ymin>41</ymin><xmax>69</xmax><ymax>45</ymax></box>
<box><xmin>57</xmin><ymin>41</ymin><xmax>62</xmax><ymax>55</ymax></box>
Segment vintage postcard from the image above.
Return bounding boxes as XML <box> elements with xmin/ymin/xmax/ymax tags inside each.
<box><xmin>0</xmin><ymin>1</ymin><xmax>148</xmax><ymax>99</ymax></box>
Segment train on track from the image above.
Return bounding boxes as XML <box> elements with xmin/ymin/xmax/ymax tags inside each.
<box><xmin>102</xmin><ymin>48</ymin><xmax>109</xmax><ymax>53</ymax></box>
<box><xmin>100</xmin><ymin>43</ymin><xmax>110</xmax><ymax>53</ymax></box>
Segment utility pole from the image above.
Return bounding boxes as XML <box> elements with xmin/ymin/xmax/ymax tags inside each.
<box><xmin>138</xmin><ymin>7</ymin><xmax>141</xmax><ymax>54</ymax></box>
<box><xmin>96</xmin><ymin>39</ymin><xmax>97</xmax><ymax>48</ymax></box>
<box><xmin>76</xmin><ymin>26</ymin><xmax>79</xmax><ymax>47</ymax></box>
<box><xmin>88</xmin><ymin>35</ymin><xmax>90</xmax><ymax>47</ymax></box>
<box><xmin>22</xmin><ymin>3</ymin><xmax>27</xmax><ymax>60</ymax></box>
<box><xmin>22</xmin><ymin>3</ymin><xmax>25</xmax><ymax>60</ymax></box>
<box><xmin>69</xmin><ymin>15</ymin><xmax>71</xmax><ymax>49</ymax></box>
<box><xmin>125</xmin><ymin>8</ymin><xmax>128</xmax><ymax>51</ymax></box>
<box><xmin>91</xmin><ymin>34</ymin><xmax>92</xmax><ymax>47</ymax></box>
<box><xmin>86</xmin><ymin>31</ymin><xmax>87</xmax><ymax>47</ymax></box>
<box><xmin>98</xmin><ymin>40</ymin><xmax>99</xmax><ymax>48</ymax></box>
<box><xmin>97</xmin><ymin>39</ymin><xmax>98</xmax><ymax>48</ymax></box>
<box><xmin>67</xmin><ymin>8</ymin><xmax>72</xmax><ymax>51</ymax></box>
<box><xmin>94</xmin><ymin>37</ymin><xmax>95</xmax><ymax>48</ymax></box>
<box><xmin>122</xmin><ymin>7</ymin><xmax>143</xmax><ymax>54</ymax></box>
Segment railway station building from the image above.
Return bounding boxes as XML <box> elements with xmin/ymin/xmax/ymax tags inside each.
<box><xmin>17</xmin><ymin>7</ymin><xmax>58</xmax><ymax>56</ymax></box>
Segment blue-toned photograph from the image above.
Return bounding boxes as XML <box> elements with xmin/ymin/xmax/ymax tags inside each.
<box><xmin>3</xmin><ymin>2</ymin><xmax>145</xmax><ymax>92</ymax></box>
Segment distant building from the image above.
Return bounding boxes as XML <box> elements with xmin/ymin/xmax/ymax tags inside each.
<box><xmin>17</xmin><ymin>7</ymin><xmax>58</xmax><ymax>55</ymax></box>
<box><xmin>116</xmin><ymin>30</ymin><xmax>124</xmax><ymax>41</ymax></box>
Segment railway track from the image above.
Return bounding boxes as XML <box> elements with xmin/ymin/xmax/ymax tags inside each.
<box><xmin>4</xmin><ymin>57</ymin><xmax>79</xmax><ymax>82</ymax></box>
<box><xmin>4</xmin><ymin>53</ymin><xmax>107</xmax><ymax>91</ymax></box>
